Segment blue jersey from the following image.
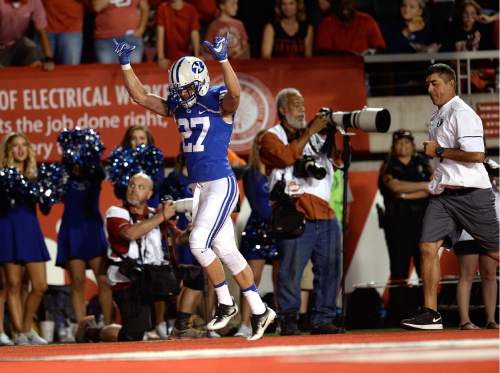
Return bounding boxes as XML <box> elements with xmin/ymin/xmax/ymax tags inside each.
<box><xmin>168</xmin><ymin>85</ymin><xmax>233</xmax><ymax>182</ymax></box>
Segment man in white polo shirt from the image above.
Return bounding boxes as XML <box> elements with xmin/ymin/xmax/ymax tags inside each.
<box><xmin>401</xmin><ymin>63</ymin><xmax>499</xmax><ymax>330</ymax></box>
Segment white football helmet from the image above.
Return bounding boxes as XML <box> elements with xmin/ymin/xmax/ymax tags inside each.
<box><xmin>168</xmin><ymin>56</ymin><xmax>210</xmax><ymax>109</ymax></box>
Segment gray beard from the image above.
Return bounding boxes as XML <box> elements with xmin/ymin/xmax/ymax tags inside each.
<box><xmin>286</xmin><ymin>113</ymin><xmax>306</xmax><ymax>129</ymax></box>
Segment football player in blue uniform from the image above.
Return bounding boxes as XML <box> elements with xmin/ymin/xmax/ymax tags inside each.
<box><xmin>113</xmin><ymin>33</ymin><xmax>276</xmax><ymax>340</ymax></box>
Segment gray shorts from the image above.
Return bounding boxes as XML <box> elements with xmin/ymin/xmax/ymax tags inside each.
<box><xmin>420</xmin><ymin>188</ymin><xmax>499</xmax><ymax>253</ymax></box>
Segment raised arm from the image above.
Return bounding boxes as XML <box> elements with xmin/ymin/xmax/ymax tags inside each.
<box><xmin>113</xmin><ymin>40</ymin><xmax>170</xmax><ymax>117</ymax></box>
<box><xmin>202</xmin><ymin>33</ymin><xmax>240</xmax><ymax>115</ymax></box>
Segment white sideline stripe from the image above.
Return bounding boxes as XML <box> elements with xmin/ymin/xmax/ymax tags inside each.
<box><xmin>1</xmin><ymin>338</ymin><xmax>498</xmax><ymax>362</ymax></box>
<box><xmin>286</xmin><ymin>347</ymin><xmax>499</xmax><ymax>363</ymax></box>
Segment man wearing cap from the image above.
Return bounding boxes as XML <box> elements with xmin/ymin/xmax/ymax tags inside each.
<box><xmin>401</xmin><ymin>63</ymin><xmax>499</xmax><ymax>330</ymax></box>
<box><xmin>378</xmin><ymin>129</ymin><xmax>433</xmax><ymax>324</ymax></box>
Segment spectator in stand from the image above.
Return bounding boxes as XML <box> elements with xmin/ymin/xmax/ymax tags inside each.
<box><xmin>42</xmin><ymin>0</ymin><xmax>85</xmax><ymax>64</ymax></box>
<box><xmin>236</xmin><ymin>0</ymin><xmax>274</xmax><ymax>58</ymax></box>
<box><xmin>156</xmin><ymin>0</ymin><xmax>200</xmax><ymax>70</ymax></box>
<box><xmin>261</xmin><ymin>0</ymin><xmax>313</xmax><ymax>58</ymax></box>
<box><xmin>382</xmin><ymin>0</ymin><xmax>440</xmax><ymax>54</ymax></box>
<box><xmin>203</xmin><ymin>0</ymin><xmax>250</xmax><ymax>60</ymax></box>
<box><xmin>186</xmin><ymin>0</ymin><xmax>217</xmax><ymax>37</ymax></box>
<box><xmin>452</xmin><ymin>0</ymin><xmax>492</xmax><ymax>51</ymax></box>
<box><xmin>307</xmin><ymin>0</ymin><xmax>333</xmax><ymax>29</ymax></box>
<box><xmin>0</xmin><ymin>133</ymin><xmax>50</xmax><ymax>345</ymax></box>
<box><xmin>315</xmin><ymin>0</ymin><xmax>385</xmax><ymax>55</ymax></box>
<box><xmin>142</xmin><ymin>0</ymin><xmax>166</xmax><ymax>61</ymax></box>
<box><xmin>0</xmin><ymin>0</ymin><xmax>54</xmax><ymax>70</ymax></box>
<box><xmin>92</xmin><ymin>0</ymin><xmax>149</xmax><ymax>64</ymax></box>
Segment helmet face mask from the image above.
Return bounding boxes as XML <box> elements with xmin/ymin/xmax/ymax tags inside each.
<box><xmin>169</xmin><ymin>57</ymin><xmax>210</xmax><ymax>109</ymax></box>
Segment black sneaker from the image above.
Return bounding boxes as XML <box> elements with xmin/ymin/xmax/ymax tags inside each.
<box><xmin>247</xmin><ymin>306</ymin><xmax>277</xmax><ymax>341</ymax></box>
<box><xmin>401</xmin><ymin>307</ymin><xmax>443</xmax><ymax>330</ymax></box>
<box><xmin>207</xmin><ymin>297</ymin><xmax>238</xmax><ymax>331</ymax></box>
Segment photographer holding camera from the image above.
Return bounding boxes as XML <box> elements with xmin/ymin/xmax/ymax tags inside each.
<box><xmin>76</xmin><ymin>172</ymin><xmax>177</xmax><ymax>343</ymax></box>
<box><xmin>259</xmin><ymin>88</ymin><xmax>342</xmax><ymax>335</ymax></box>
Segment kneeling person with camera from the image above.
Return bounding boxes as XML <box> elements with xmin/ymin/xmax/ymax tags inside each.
<box><xmin>259</xmin><ymin>88</ymin><xmax>342</xmax><ymax>335</ymax></box>
<box><xmin>76</xmin><ymin>172</ymin><xmax>177</xmax><ymax>342</ymax></box>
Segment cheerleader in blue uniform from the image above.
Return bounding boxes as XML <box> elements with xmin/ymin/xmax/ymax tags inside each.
<box><xmin>0</xmin><ymin>133</ymin><xmax>49</xmax><ymax>345</ymax></box>
<box><xmin>235</xmin><ymin>131</ymin><xmax>279</xmax><ymax>338</ymax></box>
<box><xmin>56</xmin><ymin>128</ymin><xmax>113</xmax><ymax>326</ymax></box>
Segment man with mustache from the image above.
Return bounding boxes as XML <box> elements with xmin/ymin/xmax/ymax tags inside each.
<box><xmin>259</xmin><ymin>88</ymin><xmax>342</xmax><ymax>336</ymax></box>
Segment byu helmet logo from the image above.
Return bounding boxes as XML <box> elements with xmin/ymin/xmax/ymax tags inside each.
<box><xmin>192</xmin><ymin>61</ymin><xmax>205</xmax><ymax>74</ymax></box>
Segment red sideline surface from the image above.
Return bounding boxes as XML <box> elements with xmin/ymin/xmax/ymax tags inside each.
<box><xmin>0</xmin><ymin>330</ymin><xmax>498</xmax><ymax>373</ymax></box>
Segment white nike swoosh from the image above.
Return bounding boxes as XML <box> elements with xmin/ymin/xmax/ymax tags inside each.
<box><xmin>214</xmin><ymin>43</ymin><xmax>223</xmax><ymax>53</ymax></box>
<box><xmin>432</xmin><ymin>317</ymin><xmax>441</xmax><ymax>322</ymax></box>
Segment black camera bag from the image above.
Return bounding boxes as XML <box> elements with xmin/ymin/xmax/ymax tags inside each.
<box><xmin>118</xmin><ymin>209</ymin><xmax>180</xmax><ymax>301</ymax></box>
<box><xmin>269</xmin><ymin>176</ymin><xmax>306</xmax><ymax>239</ymax></box>
<box><xmin>143</xmin><ymin>264</ymin><xmax>180</xmax><ymax>301</ymax></box>
<box><xmin>270</xmin><ymin>204</ymin><xmax>305</xmax><ymax>239</ymax></box>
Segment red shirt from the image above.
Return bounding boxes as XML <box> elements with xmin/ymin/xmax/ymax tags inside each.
<box><xmin>155</xmin><ymin>2</ymin><xmax>199</xmax><ymax>61</ymax></box>
<box><xmin>43</xmin><ymin>0</ymin><xmax>84</xmax><ymax>33</ymax></box>
<box><xmin>106</xmin><ymin>207</ymin><xmax>150</xmax><ymax>257</ymax></box>
<box><xmin>203</xmin><ymin>17</ymin><xmax>249</xmax><ymax>59</ymax></box>
<box><xmin>94</xmin><ymin>0</ymin><xmax>141</xmax><ymax>40</ymax></box>
<box><xmin>0</xmin><ymin>0</ymin><xmax>47</xmax><ymax>46</ymax></box>
<box><xmin>185</xmin><ymin>0</ymin><xmax>216</xmax><ymax>23</ymax></box>
<box><xmin>315</xmin><ymin>11</ymin><xmax>385</xmax><ymax>54</ymax></box>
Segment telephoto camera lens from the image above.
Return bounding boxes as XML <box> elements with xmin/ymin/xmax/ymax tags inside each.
<box><xmin>329</xmin><ymin>107</ymin><xmax>391</xmax><ymax>133</ymax></box>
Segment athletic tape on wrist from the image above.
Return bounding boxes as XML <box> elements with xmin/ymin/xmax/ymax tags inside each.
<box><xmin>121</xmin><ymin>63</ymin><xmax>132</xmax><ymax>70</ymax></box>
<box><xmin>219</xmin><ymin>59</ymin><xmax>228</xmax><ymax>63</ymax></box>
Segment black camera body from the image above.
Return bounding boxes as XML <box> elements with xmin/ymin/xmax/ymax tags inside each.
<box><xmin>270</xmin><ymin>178</ymin><xmax>293</xmax><ymax>206</ymax></box>
<box><xmin>294</xmin><ymin>155</ymin><xmax>327</xmax><ymax>180</ymax></box>
<box><xmin>118</xmin><ymin>256</ymin><xmax>144</xmax><ymax>282</ymax></box>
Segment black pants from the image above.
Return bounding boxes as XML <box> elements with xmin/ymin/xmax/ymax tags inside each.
<box><xmin>113</xmin><ymin>287</ymin><xmax>152</xmax><ymax>342</ymax></box>
<box><xmin>384</xmin><ymin>211</ymin><xmax>425</xmax><ymax>280</ymax></box>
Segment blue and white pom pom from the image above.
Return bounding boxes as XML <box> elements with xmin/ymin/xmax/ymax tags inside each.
<box><xmin>108</xmin><ymin>143</ymin><xmax>164</xmax><ymax>194</ymax></box>
<box><xmin>36</xmin><ymin>163</ymin><xmax>68</xmax><ymax>208</ymax></box>
<box><xmin>57</xmin><ymin>127</ymin><xmax>104</xmax><ymax>170</ymax></box>
<box><xmin>0</xmin><ymin>167</ymin><xmax>38</xmax><ymax>207</ymax></box>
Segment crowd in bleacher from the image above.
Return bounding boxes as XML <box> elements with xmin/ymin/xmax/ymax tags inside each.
<box><xmin>0</xmin><ymin>0</ymin><xmax>498</xmax><ymax>70</ymax></box>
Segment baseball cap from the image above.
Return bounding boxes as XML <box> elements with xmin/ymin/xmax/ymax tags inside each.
<box><xmin>392</xmin><ymin>129</ymin><xmax>414</xmax><ymax>143</ymax></box>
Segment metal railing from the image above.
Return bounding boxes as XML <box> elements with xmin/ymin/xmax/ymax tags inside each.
<box><xmin>363</xmin><ymin>50</ymin><xmax>499</xmax><ymax>95</ymax></box>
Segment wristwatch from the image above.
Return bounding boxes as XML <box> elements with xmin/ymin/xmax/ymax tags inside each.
<box><xmin>435</xmin><ymin>146</ymin><xmax>445</xmax><ymax>159</ymax></box>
